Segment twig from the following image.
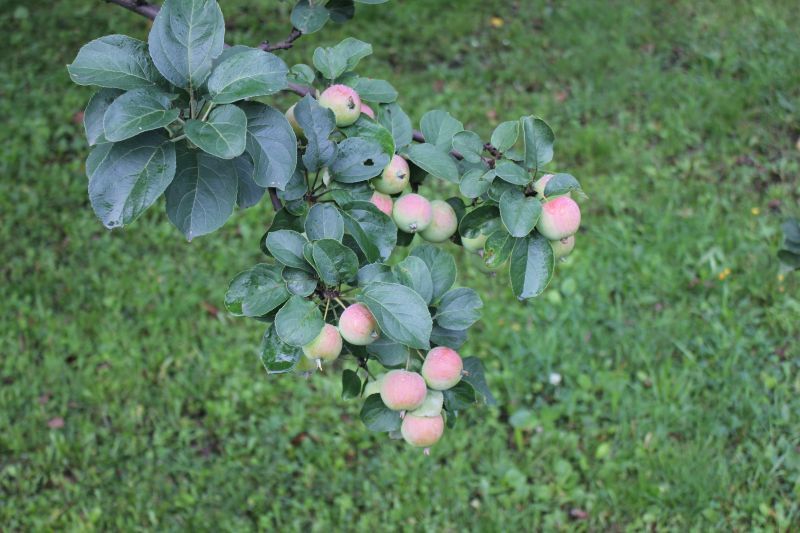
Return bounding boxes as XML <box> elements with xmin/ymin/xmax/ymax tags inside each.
<box><xmin>105</xmin><ymin>0</ymin><xmax>159</xmax><ymax>20</ymax></box>
<box><xmin>268</xmin><ymin>188</ymin><xmax>282</xmax><ymax>211</ymax></box>
<box><xmin>259</xmin><ymin>28</ymin><xmax>303</xmax><ymax>52</ymax></box>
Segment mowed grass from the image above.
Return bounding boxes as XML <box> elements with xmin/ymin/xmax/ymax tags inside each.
<box><xmin>2</xmin><ymin>0</ymin><xmax>800</xmax><ymax>530</ymax></box>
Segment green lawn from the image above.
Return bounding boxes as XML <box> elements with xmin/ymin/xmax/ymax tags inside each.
<box><xmin>2</xmin><ymin>0</ymin><xmax>799</xmax><ymax>530</ymax></box>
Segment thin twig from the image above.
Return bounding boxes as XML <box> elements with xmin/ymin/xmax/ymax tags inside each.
<box><xmin>268</xmin><ymin>188</ymin><xmax>282</xmax><ymax>211</ymax></box>
<box><xmin>259</xmin><ymin>28</ymin><xmax>303</xmax><ymax>52</ymax></box>
<box><xmin>104</xmin><ymin>0</ymin><xmax>159</xmax><ymax>20</ymax></box>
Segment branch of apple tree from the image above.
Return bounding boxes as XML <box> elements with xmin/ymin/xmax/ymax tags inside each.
<box><xmin>104</xmin><ymin>0</ymin><xmax>304</xmax><ymax>52</ymax></box>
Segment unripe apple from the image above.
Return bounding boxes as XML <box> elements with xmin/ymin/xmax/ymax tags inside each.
<box><xmin>363</xmin><ymin>372</ymin><xmax>386</xmax><ymax>397</ymax></box>
<box><xmin>551</xmin><ymin>235</ymin><xmax>575</xmax><ymax>260</ymax></box>
<box><xmin>285</xmin><ymin>104</ymin><xmax>303</xmax><ymax>137</ymax></box>
<box><xmin>421</xmin><ymin>346</ymin><xmax>463</xmax><ymax>390</ymax></box>
<box><xmin>338</xmin><ymin>303</ymin><xmax>379</xmax><ymax>345</ymax></box>
<box><xmin>370</xmin><ymin>191</ymin><xmax>393</xmax><ymax>217</ymax></box>
<box><xmin>392</xmin><ymin>193</ymin><xmax>433</xmax><ymax>233</ymax></box>
<box><xmin>302</xmin><ymin>323</ymin><xmax>342</xmax><ymax>362</ymax></box>
<box><xmin>536</xmin><ymin>196</ymin><xmax>581</xmax><ymax>240</ymax></box>
<box><xmin>419</xmin><ymin>200</ymin><xmax>458</xmax><ymax>243</ymax></box>
<box><xmin>401</xmin><ymin>413</ymin><xmax>445</xmax><ymax>448</ymax></box>
<box><xmin>372</xmin><ymin>155</ymin><xmax>410</xmax><ymax>195</ymax></box>
<box><xmin>380</xmin><ymin>369</ymin><xmax>427</xmax><ymax>411</ymax></box>
<box><xmin>361</xmin><ymin>103</ymin><xmax>376</xmax><ymax>120</ymax></box>
<box><xmin>461</xmin><ymin>233</ymin><xmax>488</xmax><ymax>252</ymax></box>
<box><xmin>410</xmin><ymin>389</ymin><xmax>443</xmax><ymax>417</ymax></box>
<box><xmin>318</xmin><ymin>84</ymin><xmax>361</xmax><ymax>127</ymax></box>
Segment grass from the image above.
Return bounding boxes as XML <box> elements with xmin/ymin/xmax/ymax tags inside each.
<box><xmin>2</xmin><ymin>0</ymin><xmax>800</xmax><ymax>530</ymax></box>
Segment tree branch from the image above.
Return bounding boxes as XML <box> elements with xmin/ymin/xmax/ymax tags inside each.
<box><xmin>105</xmin><ymin>0</ymin><xmax>159</xmax><ymax>20</ymax></box>
<box><xmin>259</xmin><ymin>28</ymin><xmax>303</xmax><ymax>52</ymax></box>
<box><xmin>103</xmin><ymin>1</ymin><xmax>304</xmax><ymax>53</ymax></box>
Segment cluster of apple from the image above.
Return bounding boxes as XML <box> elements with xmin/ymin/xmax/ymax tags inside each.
<box><xmin>287</xmin><ymin>84</ymin><xmax>459</xmax><ymax>244</ymax></box>
<box><xmin>296</xmin><ymin>301</ymin><xmax>461</xmax><ymax>451</ymax></box>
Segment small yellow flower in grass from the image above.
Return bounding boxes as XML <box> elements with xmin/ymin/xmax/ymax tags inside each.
<box><xmin>511</xmin><ymin>323</ymin><xmax>521</xmax><ymax>332</ymax></box>
<box><xmin>490</xmin><ymin>16</ymin><xmax>504</xmax><ymax>28</ymax></box>
<box><xmin>778</xmin><ymin>274</ymin><xmax>785</xmax><ymax>282</ymax></box>
<box><xmin>718</xmin><ymin>268</ymin><xmax>732</xmax><ymax>281</ymax></box>
<box><xmin>751</xmin><ymin>207</ymin><xmax>760</xmax><ymax>216</ymax></box>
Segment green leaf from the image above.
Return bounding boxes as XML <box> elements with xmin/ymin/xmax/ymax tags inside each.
<box><xmin>103</xmin><ymin>88</ymin><xmax>179</xmax><ymax>143</ymax></box>
<box><xmin>510</xmin><ymin>233</ymin><xmax>555</xmax><ymax>299</ymax></box>
<box><xmin>341</xmin><ymin>116</ymin><xmax>395</xmax><ymax>158</ymax></box>
<box><xmin>435</xmin><ymin>288</ymin><xmax>482</xmax><ymax>330</ymax></box>
<box><xmin>409</xmin><ymin>244</ymin><xmax>456</xmax><ymax>303</ymax></box>
<box><xmin>342</xmin><ymin>201</ymin><xmax>397</xmax><ymax>261</ymax></box>
<box><xmin>84</xmin><ymin>89</ymin><xmax>123</xmax><ymax>145</ymax></box>
<box><xmin>442</xmin><ymin>381</ymin><xmax>476</xmax><ymax>411</ymax></box>
<box><xmin>366</xmin><ymin>337</ymin><xmax>408</xmax><ymax>367</ymax></box>
<box><xmin>420</xmin><ymin>110</ymin><xmax>463</xmax><ymax>152</ymax></box>
<box><xmin>459</xmin><ymin>205</ymin><xmax>500</xmax><ymax>239</ymax></box>
<box><xmin>487</xmin><ymin>179</ymin><xmax>517</xmax><ymax>203</ymax></box>
<box><xmin>500</xmin><ymin>189</ymin><xmax>542</xmax><ymax>238</ymax></box>
<box><xmin>778</xmin><ymin>249</ymin><xmax>800</xmax><ymax>271</ymax></box>
<box><xmin>378</xmin><ymin>102</ymin><xmax>413</xmax><ymax>149</ymax></box>
<box><xmin>275</xmin><ymin>295</ymin><xmax>324</xmax><ymax>347</ymax></box>
<box><xmin>288</xmin><ymin>63</ymin><xmax>316</xmax><ymax>85</ymax></box>
<box><xmin>282</xmin><ymin>267</ymin><xmax>318</xmax><ymax>297</ymax></box>
<box><xmin>462</xmin><ymin>357</ymin><xmax>496</xmax><ymax>405</ymax></box>
<box><xmin>291</xmin><ymin>0</ymin><xmax>330</xmax><ymax>34</ymax></box>
<box><xmin>543</xmin><ymin>173</ymin><xmax>583</xmax><ymax>197</ymax></box>
<box><xmin>233</xmin><ymin>154</ymin><xmax>265</xmax><ymax>209</ymax></box>
<box><xmin>225</xmin><ymin>264</ymin><xmax>290</xmax><ymax>317</ymax></box>
<box><xmin>459</xmin><ymin>167</ymin><xmax>495</xmax><ymax>199</ymax></box>
<box><xmin>327</xmin><ymin>0</ymin><xmax>355</xmax><ymax>22</ymax></box>
<box><xmin>294</xmin><ymin>95</ymin><xmax>337</xmax><ymax>172</ymax></box>
<box><xmin>242</xmin><ymin>103</ymin><xmax>298</xmax><ymax>189</ymax></box>
<box><xmin>429</xmin><ymin>324</ymin><xmax>467</xmax><ymax>349</ymax></box>
<box><xmin>330</xmin><ymin>138</ymin><xmax>390</xmax><ymax>183</ymax></box>
<box><xmin>265</xmin><ymin>230</ymin><xmax>312</xmax><ymax>271</ymax></box>
<box><xmin>313</xmin><ymin>38</ymin><xmax>372</xmax><ymax>79</ymax></box>
<box><xmin>521</xmin><ymin>116</ymin><xmax>555</xmax><ymax>172</ymax></box>
<box><xmin>185</xmin><ymin>104</ymin><xmax>247</xmax><ymax>160</ymax></box>
<box><xmin>86</xmin><ymin>131</ymin><xmax>176</xmax><ymax>229</ymax></box>
<box><xmin>392</xmin><ymin>256</ymin><xmax>434</xmax><ymax>304</ymax></box>
<box><xmin>68</xmin><ymin>35</ymin><xmax>162</xmax><ymax>90</ymax></box>
<box><xmin>207</xmin><ymin>48</ymin><xmax>288</xmax><ymax>104</ymax></box>
<box><xmin>359</xmin><ymin>282</ymin><xmax>432</xmax><ymax>350</ymax></box>
<box><xmin>148</xmin><ymin>0</ymin><xmax>225</xmax><ymax>89</ymax></box>
<box><xmin>404</xmin><ymin>143</ymin><xmax>459</xmax><ymax>183</ymax></box>
<box><xmin>484</xmin><ymin>230</ymin><xmax>515</xmax><ymax>269</ymax></box>
<box><xmin>348</xmin><ymin>77</ymin><xmax>398</xmax><ymax>103</ymax></box>
<box><xmin>495</xmin><ymin>159</ymin><xmax>530</xmax><ymax>186</ymax></box>
<box><xmin>165</xmin><ymin>147</ymin><xmax>239</xmax><ymax>240</ymax></box>
<box><xmin>491</xmin><ymin>121</ymin><xmax>519</xmax><ymax>153</ymax></box>
<box><xmin>341</xmin><ymin>369</ymin><xmax>362</xmax><ymax>399</ymax></box>
<box><xmin>452</xmin><ymin>131</ymin><xmax>484</xmax><ymax>163</ymax></box>
<box><xmin>357</xmin><ymin>263</ymin><xmax>396</xmax><ymax>286</ymax></box>
<box><xmin>259</xmin><ymin>325</ymin><xmax>303</xmax><ymax>374</ymax></box>
<box><xmin>305</xmin><ymin>203</ymin><xmax>345</xmax><ymax>241</ymax></box>
<box><xmin>310</xmin><ymin>239</ymin><xmax>359</xmax><ymax>286</ymax></box>
<box><xmin>359</xmin><ymin>394</ymin><xmax>401</xmax><ymax>432</ymax></box>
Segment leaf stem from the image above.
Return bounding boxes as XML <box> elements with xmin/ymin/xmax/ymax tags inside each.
<box><xmin>170</xmin><ymin>134</ymin><xmax>187</xmax><ymax>143</ymax></box>
<box><xmin>200</xmin><ymin>102</ymin><xmax>215</xmax><ymax>122</ymax></box>
<box><xmin>334</xmin><ymin>297</ymin><xmax>348</xmax><ymax>310</ymax></box>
